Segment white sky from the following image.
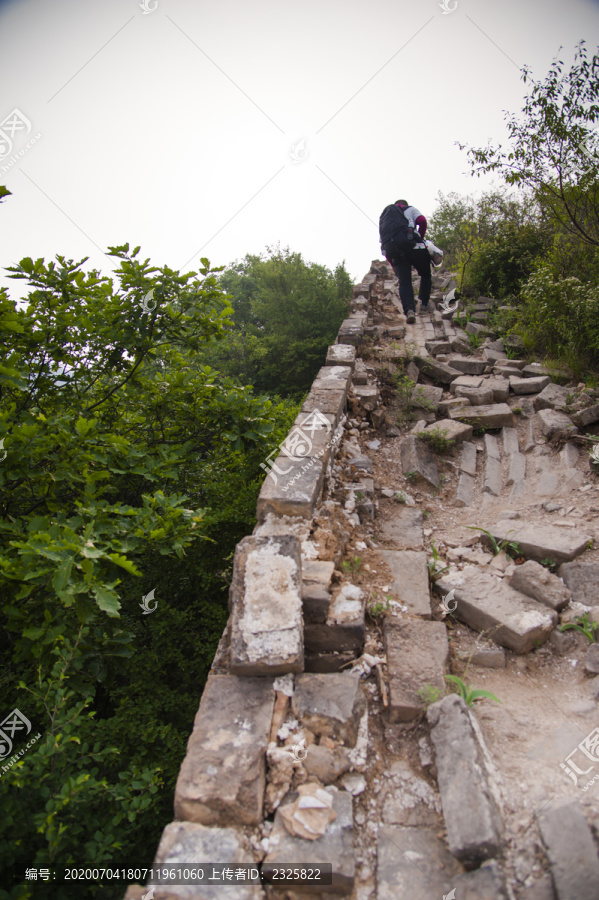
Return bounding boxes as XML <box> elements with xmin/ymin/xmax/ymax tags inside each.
<box><xmin>1</xmin><ymin>0</ymin><xmax>598</xmax><ymax>298</ymax></box>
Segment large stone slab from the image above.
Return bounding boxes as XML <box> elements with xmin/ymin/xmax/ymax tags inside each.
<box><xmin>400</xmin><ymin>435</ymin><xmax>439</xmax><ymax>487</ymax></box>
<box><xmin>410</xmin><ymin>383</ymin><xmax>443</xmax><ymax>410</ymax></box>
<box><xmin>449</xmin><ymin>402</ymin><xmax>514</xmax><ymax>429</ymax></box>
<box><xmin>304</xmin><ymin>584</ymin><xmax>365</xmax><ymax>655</ymax></box>
<box><xmin>536</xmin><ymin>408</ymin><xmax>578</xmax><ymax>441</ymax></box>
<box><xmin>533</xmin><ymin>382</ymin><xmax>570</xmax><ymax>411</ymax></box>
<box><xmin>257</xmin><ymin>457</ymin><xmax>325</xmax><ymax>521</ymax></box>
<box><xmin>507</xmin><ymin>452</ymin><xmax>526</xmax><ymax>487</ymax></box>
<box><xmin>452</xmin><ymin>862</ymin><xmax>510</xmax><ymax>898</ymax></box>
<box><xmin>435</xmin><ymin>567</ymin><xmax>557</xmax><ymax>653</ymax></box>
<box><xmin>450</xmin><ymin>374</ymin><xmax>483</xmax><ymax>393</ymax></box>
<box><xmin>427</xmin><ymin>694</ymin><xmax>504</xmax><ymax>867</ymax></box>
<box><xmin>384</xmin><ymin>620</ymin><xmax>449</xmax><ymax>722</ymax></box>
<box><xmin>536</xmin><ymin>800</ymin><xmax>599</xmax><ymax>900</ymax></box>
<box><xmin>292</xmin><ymin>673</ymin><xmax>366</xmax><ymax>746</ymax></box>
<box><xmin>487</xmin><ymin>520</ymin><xmax>592</xmax><ymax>565</ymax></box>
<box><xmin>455</xmin><ymin>385</ymin><xmax>495</xmax><ymax>406</ymax></box>
<box><xmin>377</xmin><ymin>825</ymin><xmax>462</xmax><ymax>899</ymax></box>
<box><xmin>229</xmin><ymin>535</ymin><xmax>304</xmax><ymax>676</ymax></box>
<box><xmin>380</xmin><ymin>550</ymin><xmax>431</xmax><ymax>617</ymax></box>
<box><xmin>448</xmin><ymin>356</ymin><xmax>487</xmax><ymax>375</ymax></box>
<box><xmin>312</xmin><ymin>365</ymin><xmax>352</xmax><ymax>396</ymax></box>
<box><xmin>421</xmin><ymin>418</ymin><xmax>474</xmax><ymax>446</ymax></box>
<box><xmin>507</xmin><ymin>560</ymin><xmax>571</xmax><ymax>611</ymax></box>
<box><xmin>460</xmin><ymin>441</ymin><xmax>477</xmax><ymax>476</ymax></box>
<box><xmin>558</xmin><ymin>561</ymin><xmax>599</xmax><ymax>605</ymax></box>
<box><xmin>284</xmin><ymin>411</ymin><xmax>338</xmax><ymax>468</ymax></box>
<box><xmin>483</xmin><ymin>455</ymin><xmax>502</xmax><ymax>496</ymax></box>
<box><xmin>380</xmin><ymin>507</ymin><xmax>423</xmax><ymax>549</ymax></box>
<box><xmin>174</xmin><ymin>675</ymin><xmax>274</xmax><ymax>826</ymax></box>
<box><xmin>509</xmin><ymin>375</ymin><xmax>551</xmax><ymax>394</ymax></box>
<box><xmin>573</xmin><ymin>403</ymin><xmax>599</xmax><ymax>426</ymax></box>
<box><xmin>264</xmin><ymin>787</ymin><xmax>354</xmax><ymax>896</ymax></box>
<box><xmin>486</xmin><ymin>375</ymin><xmax>510</xmax><ymax>402</ymax></box>
<box><xmin>455</xmin><ymin>471</ymin><xmax>475</xmax><ymax>507</ymax></box>
<box><xmin>326</xmin><ymin>343</ymin><xmax>356</xmax><ymax>369</ymax></box>
<box><xmin>302</xmin><ymin>560</ymin><xmax>335</xmax><ymax>624</ymax></box>
<box><xmin>337</xmin><ymin>317</ymin><xmax>364</xmax><ymax>346</ymax></box>
<box><xmin>151</xmin><ymin>821</ymin><xmax>262</xmax><ymax>899</ymax></box>
<box><xmin>301</xmin><ymin>386</ymin><xmax>347</xmax><ymax>422</ymax></box>
<box><xmin>349</xmin><ymin>384</ymin><xmax>379</xmax><ymax>412</ymax></box>
<box><xmin>415</xmin><ymin>356</ymin><xmax>462</xmax><ymax>384</ymax></box>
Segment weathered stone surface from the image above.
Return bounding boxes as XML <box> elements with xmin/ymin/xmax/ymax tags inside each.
<box><xmin>264</xmin><ymin>786</ymin><xmax>354</xmax><ymax>895</ymax></box>
<box><xmin>522</xmin><ymin>363</ymin><xmax>564</xmax><ymax>377</ymax></box>
<box><xmin>449</xmin><ymin>356</ymin><xmax>487</xmax><ymax>375</ymax></box>
<box><xmin>377</xmin><ymin>825</ymin><xmax>462</xmax><ymax>899</ymax></box>
<box><xmin>465</xmin><ymin>321</ymin><xmax>488</xmax><ymax>336</ymax></box>
<box><xmin>435</xmin><ymin>568</ymin><xmax>557</xmax><ymax>653</ymax></box>
<box><xmin>585</xmin><ymin>643</ymin><xmax>599</xmax><ymax>674</ymax></box>
<box><xmin>536</xmin><ymin>800</ymin><xmax>599</xmax><ymax>900</ymax></box>
<box><xmin>484</xmin><ymin>433</ymin><xmax>501</xmax><ymax>459</ymax></box>
<box><xmin>452</xmin><ymin>862</ymin><xmax>511</xmax><ymax>898</ymax></box>
<box><xmin>400</xmin><ymin>435</ymin><xmax>439</xmax><ymax>487</ymax></box>
<box><xmin>174</xmin><ymin>675</ymin><xmax>274</xmax><ymax>826</ymax></box>
<box><xmin>486</xmin><ymin>375</ymin><xmax>511</xmax><ymax>402</ymax></box>
<box><xmin>455</xmin><ymin>471</ymin><xmax>475</xmax><ymax>507</ymax></box>
<box><xmin>304</xmin><ymin>584</ymin><xmax>365</xmax><ymax>655</ymax></box>
<box><xmin>484</xmin><ymin>349</ymin><xmax>508</xmax><ymax>364</ymax></box>
<box><xmin>502</xmin><ymin>426</ymin><xmax>520</xmax><ymax>455</ymax></box>
<box><xmin>229</xmin><ymin>535</ymin><xmax>303</xmax><ymax>676</ymax></box>
<box><xmin>337</xmin><ymin>317</ymin><xmax>365</xmax><ymax>346</ymax></box>
<box><xmin>507</xmin><ymin>452</ymin><xmax>526</xmax><ymax>486</ymax></box>
<box><xmin>450</xmin><ymin>374</ymin><xmax>483</xmax><ymax>393</ymax></box>
<box><xmin>292</xmin><ymin>673</ymin><xmax>366</xmax><ymax>747</ymax></box>
<box><xmin>449</xmin><ymin>402</ymin><xmax>514</xmax><ymax>429</ymax></box>
<box><xmin>258</xmin><ymin>456</ymin><xmax>325</xmax><ymax>521</ymax></box>
<box><xmin>380</xmin><ymin>550</ymin><xmax>431</xmax><ymax>617</ymax></box>
<box><xmin>349</xmin><ymin>384</ymin><xmax>379</xmax><ymax>412</ymax></box>
<box><xmin>533</xmin><ymin>382</ymin><xmax>571</xmax><ymax>412</ymax></box>
<box><xmin>461</xmin><ymin>441</ymin><xmax>478</xmax><ymax>476</ymax></box>
<box><xmin>421</xmin><ymin>418</ymin><xmax>473</xmax><ymax>445</ymax></box>
<box><xmin>484</xmin><ymin>455</ymin><xmax>502</xmax><ymax>496</ymax></box>
<box><xmin>558</xmin><ymin>561</ymin><xmax>599</xmax><ymax>605</ymax></box>
<box><xmin>425</xmin><ymin>338</ymin><xmax>451</xmax><ymax>355</ymax></box>
<box><xmin>507</xmin><ymin>560</ymin><xmax>571</xmax><ymax>611</ymax></box>
<box><xmin>573</xmin><ymin>403</ymin><xmax>599</xmax><ymax>426</ymax></box>
<box><xmin>510</xmin><ymin>375</ymin><xmax>551</xmax><ymax>394</ymax></box>
<box><xmin>460</xmin><ymin>647</ymin><xmax>506</xmax><ymax>668</ymax></box>
<box><xmin>455</xmin><ymin>385</ymin><xmax>495</xmax><ymax>406</ymax></box>
<box><xmin>411</xmin><ymin>383</ymin><xmax>443</xmax><ymax>410</ymax></box>
<box><xmin>326</xmin><ymin>343</ymin><xmax>356</xmax><ymax>369</ymax></box>
<box><xmin>439</xmin><ymin>397</ymin><xmax>470</xmax><ymax>415</ymax></box>
<box><xmin>517</xmin><ymin>873</ymin><xmax>559</xmax><ymax>900</ymax></box>
<box><xmin>384</xmin><ymin>620</ymin><xmax>449</xmax><ymax>722</ymax></box>
<box><xmin>495</xmin><ymin>365</ymin><xmax>525</xmax><ymax>380</ymax></box>
<box><xmin>381</xmin><ymin>507</ymin><xmax>423</xmax><ymax>549</ymax></box>
<box><xmin>427</xmin><ymin>694</ymin><xmax>504</xmax><ymax>867</ymax></box>
<box><xmin>537</xmin><ymin>408</ymin><xmax>578</xmax><ymax>441</ymax></box>
<box><xmin>286</xmin><ymin>411</ymin><xmax>338</xmax><ymax>467</ymax></box>
<box><xmin>301</xmin><ymin>385</ymin><xmax>347</xmax><ymax>422</ymax></box>
<box><xmin>302</xmin><ymin>560</ymin><xmax>334</xmax><ymax>624</ymax></box>
<box><xmin>303</xmin><ymin>743</ymin><xmax>351</xmax><ymax>783</ymax></box>
<box><xmin>312</xmin><ymin>366</ymin><xmax>352</xmax><ymax>397</ymax></box>
<box><xmin>152</xmin><ymin>821</ymin><xmax>262</xmax><ymax>900</ymax></box>
<box><xmin>415</xmin><ymin>356</ymin><xmax>461</xmax><ymax>384</ymax></box>
<box><xmin>489</xmin><ymin>520</ymin><xmax>592</xmax><ymax>564</ymax></box>
<box><xmin>352</xmin><ymin>282</ymin><xmax>370</xmax><ymax>298</ymax></box>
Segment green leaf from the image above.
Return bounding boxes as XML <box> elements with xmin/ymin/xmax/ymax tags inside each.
<box><xmin>92</xmin><ymin>585</ymin><xmax>121</xmax><ymax>617</ymax></box>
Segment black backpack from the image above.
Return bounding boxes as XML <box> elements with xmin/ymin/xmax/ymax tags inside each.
<box><xmin>379</xmin><ymin>204</ymin><xmax>417</xmax><ymax>259</ymax></box>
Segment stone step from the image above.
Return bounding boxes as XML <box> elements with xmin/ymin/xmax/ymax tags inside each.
<box><xmin>435</xmin><ymin>568</ymin><xmax>557</xmax><ymax>653</ymax></box>
<box><xmin>400</xmin><ymin>435</ymin><xmax>440</xmax><ymax>487</ymax></box>
<box><xmin>304</xmin><ymin>583</ymin><xmax>365</xmax><ymax>656</ymax></box>
<box><xmin>380</xmin><ymin>550</ymin><xmax>431</xmax><ymax>617</ymax></box>
<box><xmin>174</xmin><ymin>674</ymin><xmax>275</xmax><ymax>826</ymax></box>
<box><xmin>509</xmin><ymin>374</ymin><xmax>551</xmax><ymax>394</ymax></box>
<box><xmin>536</xmin><ymin>408</ymin><xmax>578</xmax><ymax>441</ymax></box>
<box><xmin>291</xmin><ymin>672</ymin><xmax>366</xmax><ymax>746</ymax></box>
<box><xmin>415</xmin><ymin>355</ymin><xmax>462</xmax><ymax>384</ymax></box>
<box><xmin>421</xmin><ymin>418</ymin><xmax>473</xmax><ymax>446</ymax></box>
<box><xmin>384</xmin><ymin>619</ymin><xmax>449</xmax><ymax>722</ymax></box>
<box><xmin>427</xmin><ymin>694</ymin><xmax>505</xmax><ymax>867</ymax></box>
<box><xmin>483</xmin><ymin>454</ymin><xmax>502</xmax><ymax>496</ymax></box>
<box><xmin>460</xmin><ymin>440</ymin><xmax>478</xmax><ymax>477</ymax></box>
<box><xmin>536</xmin><ymin>800</ymin><xmax>599</xmax><ymax>900</ymax></box>
<box><xmin>486</xmin><ymin>519</ymin><xmax>592</xmax><ymax>564</ymax></box>
<box><xmin>455</xmin><ymin>471</ymin><xmax>475</xmax><ymax>507</ymax></box>
<box><xmin>558</xmin><ymin>560</ymin><xmax>599</xmax><ymax>605</ymax></box>
<box><xmin>449</xmin><ymin>402</ymin><xmax>515</xmax><ymax>429</ymax></box>
<box><xmin>447</xmin><ymin>356</ymin><xmax>488</xmax><ymax>375</ymax></box>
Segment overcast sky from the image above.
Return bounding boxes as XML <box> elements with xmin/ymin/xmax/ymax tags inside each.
<box><xmin>1</xmin><ymin>0</ymin><xmax>598</xmax><ymax>300</ymax></box>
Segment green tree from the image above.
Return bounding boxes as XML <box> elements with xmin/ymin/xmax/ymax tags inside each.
<box><xmin>0</xmin><ymin>245</ymin><xmax>298</xmax><ymax>898</ymax></box>
<box><xmin>206</xmin><ymin>246</ymin><xmax>351</xmax><ymax>398</ymax></box>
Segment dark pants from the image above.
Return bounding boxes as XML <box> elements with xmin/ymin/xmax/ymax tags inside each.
<box><xmin>391</xmin><ymin>247</ymin><xmax>432</xmax><ymax>315</ymax></box>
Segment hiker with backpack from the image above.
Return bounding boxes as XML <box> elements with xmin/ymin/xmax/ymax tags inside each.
<box><xmin>379</xmin><ymin>199</ymin><xmax>431</xmax><ymax>324</ymax></box>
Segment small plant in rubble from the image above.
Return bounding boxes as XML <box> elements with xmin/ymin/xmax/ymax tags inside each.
<box><xmin>427</xmin><ymin>541</ymin><xmax>450</xmax><ymax>582</ymax></box>
<box><xmin>559</xmin><ymin>612</ymin><xmax>598</xmax><ymax>643</ymax></box>
<box><xmin>366</xmin><ymin>592</ymin><xmax>393</xmax><ymax>620</ymax></box>
<box><xmin>419</xmin><ymin>426</ymin><xmax>453</xmax><ymax>454</ymax></box>
<box><xmin>417</xmin><ymin>684</ymin><xmax>444</xmax><ymax>708</ymax></box>
<box><xmin>341</xmin><ymin>556</ymin><xmax>363</xmax><ymax>575</ymax></box>
<box><xmin>468</xmin><ymin>526</ymin><xmax>520</xmax><ymax>559</ymax></box>
<box><xmin>445</xmin><ymin>674</ymin><xmax>501</xmax><ymax>707</ymax></box>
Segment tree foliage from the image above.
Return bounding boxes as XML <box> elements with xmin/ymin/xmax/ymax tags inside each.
<box><xmin>202</xmin><ymin>246</ymin><xmax>351</xmax><ymax>398</ymax></box>
<box><xmin>0</xmin><ymin>245</ymin><xmax>298</xmax><ymax>898</ymax></box>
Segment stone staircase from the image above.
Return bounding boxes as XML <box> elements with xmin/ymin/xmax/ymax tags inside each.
<box><xmin>126</xmin><ymin>263</ymin><xmax>599</xmax><ymax>900</ymax></box>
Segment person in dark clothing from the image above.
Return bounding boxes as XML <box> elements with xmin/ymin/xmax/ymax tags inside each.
<box><xmin>383</xmin><ymin>199</ymin><xmax>431</xmax><ymax>324</ymax></box>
